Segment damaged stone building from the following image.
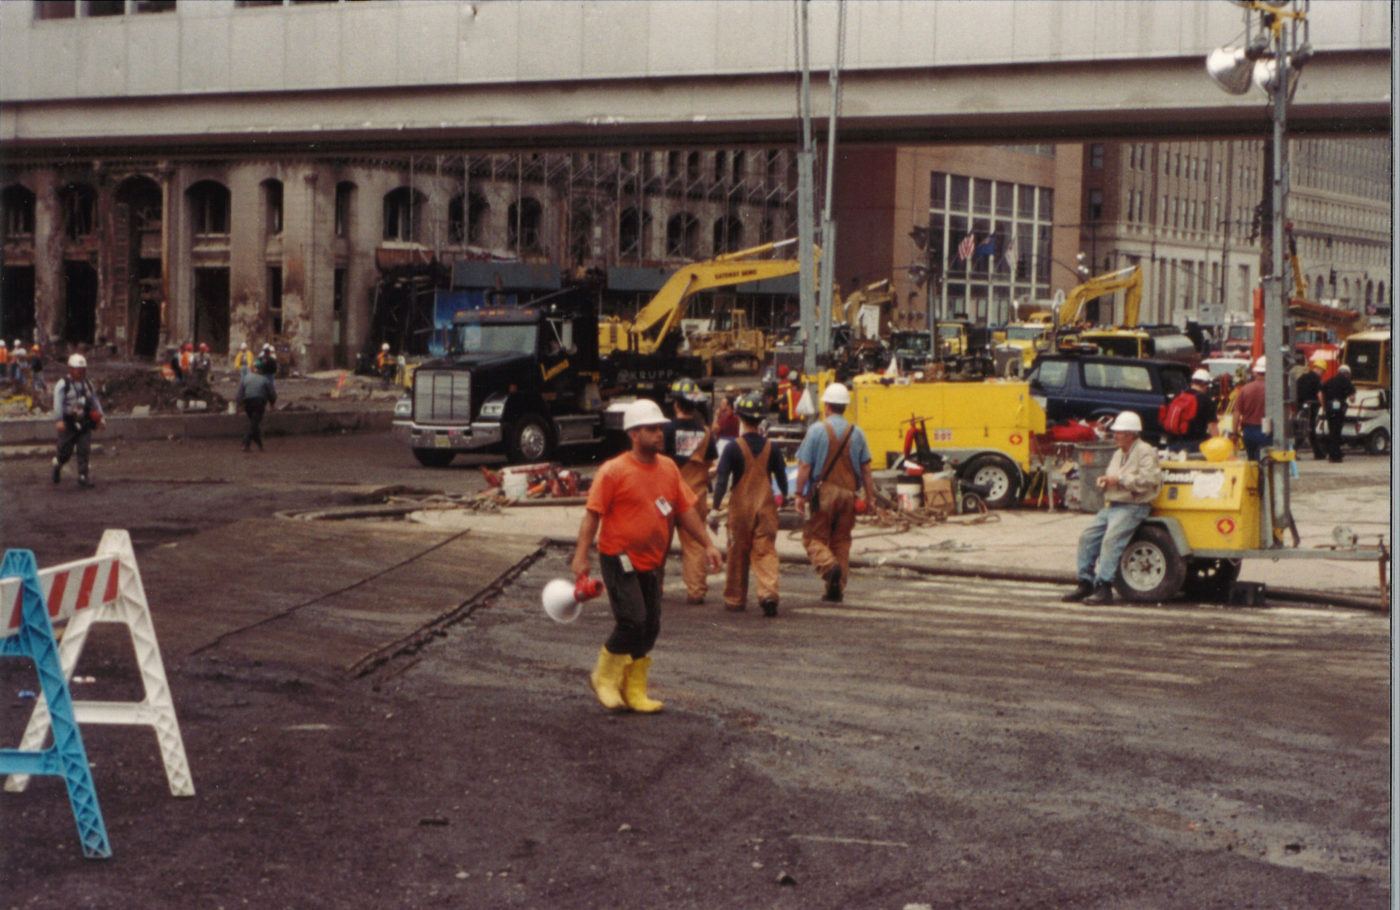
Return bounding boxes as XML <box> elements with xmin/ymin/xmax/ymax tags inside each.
<box><xmin>0</xmin><ymin>1</ymin><xmax>807</xmax><ymax>371</ymax></box>
<box><xmin>1</xmin><ymin>147</ymin><xmax>798</xmax><ymax>370</ymax></box>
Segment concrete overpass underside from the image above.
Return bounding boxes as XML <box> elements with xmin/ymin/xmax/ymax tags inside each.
<box><xmin>0</xmin><ymin>52</ymin><xmax>1388</xmax><ymax>162</ymax></box>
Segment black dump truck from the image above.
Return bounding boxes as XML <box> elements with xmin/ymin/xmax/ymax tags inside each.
<box><xmin>393</xmin><ymin>290</ymin><xmax>702</xmax><ymax>467</ymax></box>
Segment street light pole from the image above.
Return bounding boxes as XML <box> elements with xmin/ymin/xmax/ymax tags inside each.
<box><xmin>1206</xmin><ymin>0</ymin><xmax>1311</xmax><ymax>453</ymax></box>
<box><xmin>1262</xmin><ymin>52</ymin><xmax>1288</xmax><ymax>449</ymax></box>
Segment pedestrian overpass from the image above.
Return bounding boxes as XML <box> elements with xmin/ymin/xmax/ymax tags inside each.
<box><xmin>0</xmin><ymin>0</ymin><xmax>1388</xmax><ymax>155</ymax></box>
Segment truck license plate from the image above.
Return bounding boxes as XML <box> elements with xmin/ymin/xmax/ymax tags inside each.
<box><xmin>434</xmin><ymin>435</ymin><xmax>450</xmax><ymax>448</ymax></box>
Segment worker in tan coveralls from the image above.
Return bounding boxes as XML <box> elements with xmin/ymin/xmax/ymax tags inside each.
<box><xmin>710</xmin><ymin>392</ymin><xmax>789</xmax><ymax>616</ymax></box>
<box><xmin>663</xmin><ymin>378</ymin><xmax>719</xmax><ymax>604</ymax></box>
<box><xmin>792</xmin><ymin>383</ymin><xmax>876</xmax><ymax>603</ymax></box>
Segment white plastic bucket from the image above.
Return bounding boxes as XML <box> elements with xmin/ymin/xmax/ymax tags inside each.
<box><xmin>502</xmin><ymin>472</ymin><xmax>529</xmax><ymax>500</ymax></box>
<box><xmin>895</xmin><ymin>479</ymin><xmax>922</xmax><ymax>511</ymax></box>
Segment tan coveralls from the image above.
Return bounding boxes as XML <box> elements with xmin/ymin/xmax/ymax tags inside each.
<box><xmin>676</xmin><ymin>427</ymin><xmax>713</xmax><ymax>602</ymax></box>
<box><xmin>723</xmin><ymin>437</ymin><xmax>780</xmax><ymax>609</ymax></box>
<box><xmin>802</xmin><ymin>422</ymin><xmax>857</xmax><ymax>593</ymax></box>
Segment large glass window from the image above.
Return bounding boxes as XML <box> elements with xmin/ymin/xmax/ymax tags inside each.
<box><xmin>928</xmin><ymin>171</ymin><xmax>1054</xmax><ymax>322</ymax></box>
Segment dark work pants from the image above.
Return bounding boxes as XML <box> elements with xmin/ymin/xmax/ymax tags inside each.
<box><xmin>56</xmin><ymin>423</ymin><xmax>92</xmax><ymax>477</ymax></box>
<box><xmin>600</xmin><ymin>552</ymin><xmax>662</xmax><ymax>659</ymax></box>
<box><xmin>243</xmin><ymin>398</ymin><xmax>267</xmax><ymax>450</ymax></box>
<box><xmin>1326</xmin><ymin>412</ymin><xmax>1347</xmax><ymax>462</ymax></box>
<box><xmin>1298</xmin><ymin>403</ymin><xmax>1324</xmax><ymax>458</ymax></box>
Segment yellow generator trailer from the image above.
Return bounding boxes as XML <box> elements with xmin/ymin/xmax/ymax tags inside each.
<box><xmin>844</xmin><ymin>376</ymin><xmax>1047</xmax><ymax>509</ymax></box>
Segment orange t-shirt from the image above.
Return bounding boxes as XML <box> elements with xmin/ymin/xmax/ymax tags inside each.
<box><xmin>586</xmin><ymin>450</ymin><xmax>697</xmax><ymax>572</ymax></box>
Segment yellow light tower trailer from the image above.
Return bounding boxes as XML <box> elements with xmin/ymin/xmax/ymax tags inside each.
<box><xmin>1114</xmin><ymin>449</ymin><xmax>1388</xmax><ymax>603</ymax></box>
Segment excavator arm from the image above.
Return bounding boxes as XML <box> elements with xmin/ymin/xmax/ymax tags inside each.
<box><xmin>1060</xmin><ymin>265</ymin><xmax>1143</xmax><ymax>326</ymax></box>
<box><xmin>624</xmin><ymin>238</ymin><xmax>815</xmax><ymax>354</ymax></box>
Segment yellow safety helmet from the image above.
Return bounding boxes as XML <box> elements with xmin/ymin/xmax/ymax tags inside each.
<box><xmin>1199</xmin><ymin>436</ymin><xmax>1233</xmax><ymax>463</ymax></box>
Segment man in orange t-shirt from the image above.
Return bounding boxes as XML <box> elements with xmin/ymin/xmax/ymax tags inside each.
<box><xmin>572</xmin><ymin>398</ymin><xmax>722</xmax><ymax>713</ymax></box>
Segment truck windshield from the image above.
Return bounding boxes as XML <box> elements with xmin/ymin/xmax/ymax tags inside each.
<box><xmin>451</xmin><ymin>322</ymin><xmax>537</xmax><ymax>356</ymax></box>
<box><xmin>1343</xmin><ymin>340</ymin><xmax>1387</xmax><ymax>384</ymax></box>
<box><xmin>1005</xmin><ymin>326</ymin><xmax>1046</xmax><ymax>341</ymax></box>
<box><xmin>1226</xmin><ymin>324</ymin><xmax>1253</xmax><ymax>342</ymax></box>
<box><xmin>1084</xmin><ymin>335</ymin><xmax>1141</xmax><ymax>358</ymax></box>
<box><xmin>894</xmin><ymin>334</ymin><xmax>929</xmax><ymax>353</ymax></box>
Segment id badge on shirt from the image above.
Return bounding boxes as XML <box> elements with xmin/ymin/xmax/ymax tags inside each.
<box><xmin>655</xmin><ymin>496</ymin><xmax>673</xmax><ymax>517</ymax></box>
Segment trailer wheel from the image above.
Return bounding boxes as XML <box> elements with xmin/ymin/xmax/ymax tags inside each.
<box><xmin>1182</xmin><ymin>557</ymin><xmax>1242</xmax><ymax>600</ymax></box>
<box><xmin>1365</xmin><ymin>428</ymin><xmax>1389</xmax><ymax>456</ymax></box>
<box><xmin>507</xmin><ymin>413</ymin><xmax>552</xmax><ymax>464</ymax></box>
<box><xmin>959</xmin><ymin>454</ymin><xmax>1020</xmax><ymax>510</ymax></box>
<box><xmin>1114</xmin><ymin>525</ymin><xmax>1186</xmax><ymax>603</ymax></box>
<box><xmin>412</xmin><ymin>448</ymin><xmax>455</xmax><ymax>468</ymax></box>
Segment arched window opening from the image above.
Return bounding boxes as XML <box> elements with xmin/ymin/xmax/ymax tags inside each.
<box><xmin>2</xmin><ymin>185</ymin><xmax>36</xmax><ymax>239</ymax></box>
<box><xmin>383</xmin><ymin>187</ymin><xmax>426</xmax><ymax>242</ymax></box>
<box><xmin>187</xmin><ymin>180</ymin><xmax>230</xmax><ymax>237</ymax></box>
<box><xmin>468</xmin><ymin>192</ymin><xmax>489</xmax><ymax>245</ymax></box>
<box><xmin>59</xmin><ymin>182</ymin><xmax>98</xmax><ymax>240</ymax></box>
<box><xmin>508</xmin><ymin>197</ymin><xmax>543</xmax><ymax>253</ymax></box>
<box><xmin>712</xmin><ymin>215</ymin><xmax>743</xmax><ymax>255</ymax></box>
<box><xmin>666</xmin><ymin>213</ymin><xmax>700</xmax><ymax>259</ymax></box>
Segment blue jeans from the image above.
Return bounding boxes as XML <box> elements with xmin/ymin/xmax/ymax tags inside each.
<box><xmin>1241</xmin><ymin>424</ymin><xmax>1272</xmax><ymax>461</ymax></box>
<box><xmin>1077</xmin><ymin>502</ymin><xmax>1152</xmax><ymax>586</ymax></box>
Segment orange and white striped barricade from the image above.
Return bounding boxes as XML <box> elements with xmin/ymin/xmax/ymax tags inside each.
<box><xmin>3</xmin><ymin>529</ymin><xmax>194</xmax><ymax>803</ymax></box>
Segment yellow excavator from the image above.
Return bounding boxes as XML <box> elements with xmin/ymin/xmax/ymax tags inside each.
<box><xmin>601</xmin><ymin>239</ymin><xmax>814</xmax><ymax>364</ymax></box>
<box><xmin>1057</xmin><ymin>264</ymin><xmax>1143</xmax><ymax>328</ymax></box>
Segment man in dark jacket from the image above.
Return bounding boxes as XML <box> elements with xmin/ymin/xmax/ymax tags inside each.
<box><xmin>1321</xmin><ymin>364</ymin><xmax>1355</xmax><ymax>463</ymax></box>
<box><xmin>1295</xmin><ymin>360</ymin><xmax>1326</xmax><ymax>460</ymax></box>
<box><xmin>236</xmin><ymin>360</ymin><xmax>278</xmax><ymax>452</ymax></box>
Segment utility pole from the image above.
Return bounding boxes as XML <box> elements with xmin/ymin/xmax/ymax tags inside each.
<box><xmin>796</xmin><ymin>0</ymin><xmax>818</xmax><ymax>381</ymax></box>
<box><xmin>816</xmin><ymin>0</ymin><xmax>846</xmax><ymax>358</ymax></box>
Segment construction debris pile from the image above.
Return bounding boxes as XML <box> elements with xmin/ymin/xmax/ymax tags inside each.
<box><xmin>98</xmin><ymin>369</ymin><xmax>228</xmax><ymax>414</ymax></box>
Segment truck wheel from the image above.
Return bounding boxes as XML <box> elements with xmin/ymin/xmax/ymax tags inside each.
<box><xmin>959</xmin><ymin>454</ymin><xmax>1020</xmax><ymax>510</ymax></box>
<box><xmin>412</xmin><ymin>448</ymin><xmax>455</xmax><ymax>468</ymax></box>
<box><xmin>507</xmin><ymin>413</ymin><xmax>552</xmax><ymax>463</ymax></box>
<box><xmin>1365</xmin><ymin>428</ymin><xmax>1389</xmax><ymax>455</ymax></box>
<box><xmin>1114</xmin><ymin>525</ymin><xmax>1186</xmax><ymax>603</ymax></box>
<box><xmin>1182</xmin><ymin>557</ymin><xmax>1241</xmax><ymax>600</ymax></box>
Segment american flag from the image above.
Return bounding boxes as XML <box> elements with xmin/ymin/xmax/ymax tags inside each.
<box><xmin>1004</xmin><ymin>242</ymin><xmax>1018</xmax><ymax>271</ymax></box>
<box><xmin>956</xmin><ymin>232</ymin><xmax>976</xmax><ymax>261</ymax></box>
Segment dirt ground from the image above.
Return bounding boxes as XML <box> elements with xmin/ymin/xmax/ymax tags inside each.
<box><xmin>0</xmin><ymin>431</ymin><xmax>1390</xmax><ymax>909</ymax></box>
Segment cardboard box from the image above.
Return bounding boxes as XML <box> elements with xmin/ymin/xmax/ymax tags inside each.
<box><xmin>922</xmin><ymin>475</ymin><xmax>954</xmax><ymax>512</ymax></box>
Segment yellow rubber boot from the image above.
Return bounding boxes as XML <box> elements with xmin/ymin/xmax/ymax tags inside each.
<box><xmin>589</xmin><ymin>647</ymin><xmax>631</xmax><ymax>711</ymax></box>
<box><xmin>621</xmin><ymin>655</ymin><xmax>664</xmax><ymax>714</ymax></box>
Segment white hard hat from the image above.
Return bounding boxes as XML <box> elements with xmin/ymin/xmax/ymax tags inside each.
<box><xmin>1252</xmin><ymin>356</ymin><xmax>1266</xmax><ymax>373</ymax></box>
<box><xmin>1109</xmin><ymin>411</ymin><xmax>1142</xmax><ymax>433</ymax></box>
<box><xmin>821</xmin><ymin>382</ymin><xmax>851</xmax><ymax>405</ymax></box>
<box><xmin>67</xmin><ymin>353</ymin><xmax>87</xmax><ymax>369</ymax></box>
<box><xmin>381</xmin><ymin>343</ymin><xmax>390</xmax><ymax>350</ymax></box>
<box><xmin>622</xmin><ymin>398</ymin><xmax>668</xmax><ymax>430</ymax></box>
<box><xmin>12</xmin><ymin>340</ymin><xmax>20</xmax><ymax>348</ymax></box>
<box><xmin>1337</xmin><ymin>364</ymin><xmax>1351</xmax><ymax>374</ymax></box>
<box><xmin>240</xmin><ymin>342</ymin><xmax>248</xmax><ymax>350</ymax></box>
<box><xmin>1191</xmin><ymin>369</ymin><xmax>1212</xmax><ymax>384</ymax></box>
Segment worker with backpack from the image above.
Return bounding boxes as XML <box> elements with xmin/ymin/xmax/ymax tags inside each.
<box><xmin>1160</xmin><ymin>368</ymin><xmax>1219</xmax><ymax>454</ymax></box>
